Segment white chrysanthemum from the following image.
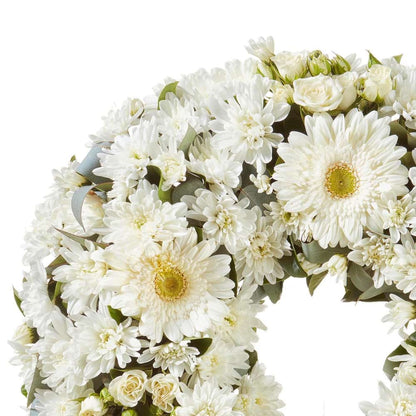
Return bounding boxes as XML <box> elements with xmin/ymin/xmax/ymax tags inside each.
<box><xmin>138</xmin><ymin>340</ymin><xmax>199</xmax><ymax>377</ymax></box>
<box><xmin>53</xmin><ymin>239</ymin><xmax>111</xmax><ymax>316</ymax></box>
<box><xmin>51</xmin><ymin>160</ymin><xmax>85</xmax><ymax>197</ymax></box>
<box><xmin>95</xmin><ymin>97</ymin><xmax>144</xmax><ymax>142</ymax></box>
<box><xmin>210</xmin><ymin>284</ymin><xmax>265</xmax><ymax>350</ymax></box>
<box><xmin>387</xmin><ymin>235</ymin><xmax>416</xmax><ymax>300</ymax></box>
<box><xmin>32</xmin><ymin>314</ymin><xmax>86</xmax><ymax>393</ymax></box>
<box><xmin>192</xmin><ymin>339</ymin><xmax>249</xmax><ymax>388</ymax></box>
<box><xmin>249</xmin><ymin>173</ymin><xmax>274</xmax><ymax>195</ymax></box>
<box><xmin>94</xmin><ymin>119</ymin><xmax>158</xmax><ymax>191</ymax></box>
<box><xmin>235</xmin><ymin>363</ymin><xmax>284</xmax><ymax>416</ymax></box>
<box><xmin>20</xmin><ymin>261</ymin><xmax>63</xmax><ymax>337</ymax></box>
<box><xmin>210</xmin><ymin>75</ymin><xmax>289</xmax><ymax>172</ymax></box>
<box><xmin>176</xmin><ymin>381</ymin><xmax>242</xmax><ymax>416</ymax></box>
<box><xmin>265</xmin><ymin>199</ymin><xmax>313</xmax><ymax>241</ymax></box>
<box><xmin>188</xmin><ymin>134</ymin><xmax>243</xmax><ymax>189</ymax></box>
<box><xmin>73</xmin><ymin>309</ymin><xmax>141</xmax><ymax>379</ymax></box>
<box><xmin>360</xmin><ymin>379</ymin><xmax>416</xmax><ymax>416</ymax></box>
<box><xmin>383</xmin><ymin>294</ymin><xmax>416</xmax><ymax>332</ymax></box>
<box><xmin>235</xmin><ymin>206</ymin><xmax>289</xmax><ymax>285</ymax></box>
<box><xmin>100</xmin><ymin>179</ymin><xmax>187</xmax><ymax>254</ymax></box>
<box><xmin>274</xmin><ymin>110</ymin><xmax>408</xmax><ymax>248</ymax></box>
<box><xmin>183</xmin><ymin>188</ymin><xmax>256</xmax><ymax>254</ymax></box>
<box><xmin>379</xmin><ymin>195</ymin><xmax>416</xmax><ymax>243</ymax></box>
<box><xmin>246</xmin><ymin>37</ymin><xmax>275</xmax><ymax>62</ymax></box>
<box><xmin>111</xmin><ymin>229</ymin><xmax>234</xmax><ymax>342</ymax></box>
<box><xmin>396</xmin><ymin>361</ymin><xmax>416</xmax><ymax>386</ymax></box>
<box><xmin>313</xmin><ymin>254</ymin><xmax>348</xmax><ymax>286</ymax></box>
<box><xmin>348</xmin><ymin>233</ymin><xmax>396</xmax><ymax>288</ymax></box>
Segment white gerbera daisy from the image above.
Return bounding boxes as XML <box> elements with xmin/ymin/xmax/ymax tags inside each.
<box><xmin>192</xmin><ymin>339</ymin><xmax>249</xmax><ymax>388</ymax></box>
<box><xmin>210</xmin><ymin>75</ymin><xmax>289</xmax><ymax>172</ymax></box>
<box><xmin>72</xmin><ymin>309</ymin><xmax>141</xmax><ymax>379</ymax></box>
<box><xmin>383</xmin><ymin>294</ymin><xmax>416</xmax><ymax>333</ymax></box>
<box><xmin>235</xmin><ymin>363</ymin><xmax>284</xmax><ymax>416</ymax></box>
<box><xmin>234</xmin><ymin>206</ymin><xmax>290</xmax><ymax>285</ymax></box>
<box><xmin>359</xmin><ymin>379</ymin><xmax>416</xmax><ymax>416</ymax></box>
<box><xmin>274</xmin><ymin>110</ymin><xmax>408</xmax><ymax>248</ymax></box>
<box><xmin>138</xmin><ymin>340</ymin><xmax>199</xmax><ymax>377</ymax></box>
<box><xmin>101</xmin><ymin>179</ymin><xmax>187</xmax><ymax>254</ymax></box>
<box><xmin>111</xmin><ymin>229</ymin><xmax>234</xmax><ymax>342</ymax></box>
<box><xmin>348</xmin><ymin>233</ymin><xmax>396</xmax><ymax>288</ymax></box>
<box><xmin>183</xmin><ymin>188</ymin><xmax>256</xmax><ymax>254</ymax></box>
<box><xmin>53</xmin><ymin>239</ymin><xmax>111</xmax><ymax>316</ymax></box>
<box><xmin>176</xmin><ymin>381</ymin><xmax>242</xmax><ymax>416</ymax></box>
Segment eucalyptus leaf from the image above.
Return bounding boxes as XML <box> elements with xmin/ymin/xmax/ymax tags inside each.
<box><xmin>247</xmin><ymin>350</ymin><xmax>258</xmax><ymax>373</ymax></box>
<box><xmin>189</xmin><ymin>337</ymin><xmax>212</xmax><ymax>356</ymax></box>
<box><xmin>158</xmin><ymin>179</ymin><xmax>172</xmax><ymax>203</ymax></box>
<box><xmin>108</xmin><ymin>306</ymin><xmax>125</xmax><ymax>325</ymax></box>
<box><xmin>27</xmin><ymin>363</ymin><xmax>43</xmax><ymax>406</ymax></box>
<box><xmin>263</xmin><ymin>281</ymin><xmax>283</xmax><ymax>303</ymax></box>
<box><xmin>171</xmin><ymin>176</ymin><xmax>205</xmax><ymax>204</ymax></box>
<box><xmin>301</xmin><ymin>241</ymin><xmax>348</xmax><ymax>264</ymax></box>
<box><xmin>13</xmin><ymin>287</ymin><xmax>23</xmax><ymax>314</ymax></box>
<box><xmin>45</xmin><ymin>255</ymin><xmax>66</xmax><ymax>278</ymax></box>
<box><xmin>280</xmin><ymin>254</ymin><xmax>307</xmax><ymax>278</ymax></box>
<box><xmin>157</xmin><ymin>81</ymin><xmax>179</xmax><ymax>109</ymax></box>
<box><xmin>178</xmin><ymin>125</ymin><xmax>197</xmax><ymax>157</ymax></box>
<box><xmin>229</xmin><ymin>258</ymin><xmax>238</xmax><ymax>296</ymax></box>
<box><xmin>307</xmin><ymin>272</ymin><xmax>326</xmax><ymax>296</ymax></box>
<box><xmin>251</xmin><ymin>285</ymin><xmax>267</xmax><ymax>302</ymax></box>
<box><xmin>359</xmin><ymin>283</ymin><xmax>392</xmax><ymax>301</ymax></box>
<box><xmin>348</xmin><ymin>263</ymin><xmax>374</xmax><ymax>292</ymax></box>
<box><xmin>54</xmin><ymin>227</ymin><xmax>96</xmax><ymax>246</ymax></box>
<box><xmin>71</xmin><ymin>185</ymin><xmax>96</xmax><ymax>230</ymax></box>
<box><xmin>76</xmin><ymin>144</ymin><xmax>110</xmax><ymax>184</ymax></box>
<box><xmin>239</xmin><ymin>185</ymin><xmax>275</xmax><ymax>210</ymax></box>
<box><xmin>406</xmin><ymin>330</ymin><xmax>416</xmax><ymax>347</ymax></box>
<box><xmin>383</xmin><ymin>345</ymin><xmax>407</xmax><ymax>380</ymax></box>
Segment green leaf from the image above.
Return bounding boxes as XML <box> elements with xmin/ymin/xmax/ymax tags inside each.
<box><xmin>359</xmin><ymin>283</ymin><xmax>392</xmax><ymax>301</ymax></box>
<box><xmin>158</xmin><ymin>180</ymin><xmax>172</xmax><ymax>203</ymax></box>
<box><xmin>158</xmin><ymin>81</ymin><xmax>179</xmax><ymax>109</ymax></box>
<box><xmin>21</xmin><ymin>384</ymin><xmax>28</xmax><ymax>397</ymax></box>
<box><xmin>108</xmin><ymin>306</ymin><xmax>125</xmax><ymax>325</ymax></box>
<box><xmin>178</xmin><ymin>125</ymin><xmax>197</xmax><ymax>158</ymax></box>
<box><xmin>393</xmin><ymin>54</ymin><xmax>403</xmax><ymax>64</ymax></box>
<box><xmin>27</xmin><ymin>363</ymin><xmax>43</xmax><ymax>406</ymax></box>
<box><xmin>51</xmin><ymin>282</ymin><xmax>62</xmax><ymax>304</ymax></box>
<box><xmin>171</xmin><ymin>175</ymin><xmax>205</xmax><ymax>204</ymax></box>
<box><xmin>367</xmin><ymin>50</ymin><xmax>381</xmax><ymax>67</ymax></box>
<box><xmin>45</xmin><ymin>255</ymin><xmax>67</xmax><ymax>278</ymax></box>
<box><xmin>54</xmin><ymin>228</ymin><xmax>96</xmax><ymax>247</ymax></box>
<box><xmin>263</xmin><ymin>281</ymin><xmax>283</xmax><ymax>303</ymax></box>
<box><xmin>239</xmin><ymin>185</ymin><xmax>275</xmax><ymax>210</ymax></box>
<box><xmin>247</xmin><ymin>350</ymin><xmax>258</xmax><ymax>373</ymax></box>
<box><xmin>383</xmin><ymin>345</ymin><xmax>407</xmax><ymax>379</ymax></box>
<box><xmin>76</xmin><ymin>144</ymin><xmax>111</xmax><ymax>184</ymax></box>
<box><xmin>280</xmin><ymin>254</ymin><xmax>307</xmax><ymax>278</ymax></box>
<box><xmin>406</xmin><ymin>330</ymin><xmax>416</xmax><ymax>347</ymax></box>
<box><xmin>307</xmin><ymin>272</ymin><xmax>326</xmax><ymax>296</ymax></box>
<box><xmin>189</xmin><ymin>337</ymin><xmax>213</xmax><ymax>356</ymax></box>
<box><xmin>251</xmin><ymin>285</ymin><xmax>267</xmax><ymax>302</ymax></box>
<box><xmin>348</xmin><ymin>263</ymin><xmax>374</xmax><ymax>292</ymax></box>
<box><xmin>13</xmin><ymin>287</ymin><xmax>23</xmax><ymax>314</ymax></box>
<box><xmin>229</xmin><ymin>258</ymin><xmax>238</xmax><ymax>296</ymax></box>
<box><xmin>301</xmin><ymin>241</ymin><xmax>348</xmax><ymax>264</ymax></box>
<box><xmin>71</xmin><ymin>185</ymin><xmax>96</xmax><ymax>230</ymax></box>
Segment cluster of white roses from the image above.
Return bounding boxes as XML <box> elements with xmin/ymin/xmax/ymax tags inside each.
<box><xmin>10</xmin><ymin>37</ymin><xmax>416</xmax><ymax>415</ymax></box>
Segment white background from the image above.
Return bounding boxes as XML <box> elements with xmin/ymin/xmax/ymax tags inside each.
<box><xmin>1</xmin><ymin>0</ymin><xmax>416</xmax><ymax>414</ymax></box>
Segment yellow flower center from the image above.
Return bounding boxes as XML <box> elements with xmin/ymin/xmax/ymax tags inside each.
<box><xmin>154</xmin><ymin>264</ymin><xmax>188</xmax><ymax>302</ymax></box>
<box><xmin>325</xmin><ymin>162</ymin><xmax>358</xmax><ymax>199</ymax></box>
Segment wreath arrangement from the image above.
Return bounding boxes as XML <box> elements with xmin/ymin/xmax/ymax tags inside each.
<box><xmin>10</xmin><ymin>37</ymin><xmax>416</xmax><ymax>416</ymax></box>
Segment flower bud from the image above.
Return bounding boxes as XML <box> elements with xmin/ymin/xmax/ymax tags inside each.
<box><xmin>121</xmin><ymin>410</ymin><xmax>138</xmax><ymax>416</ymax></box>
<box><xmin>307</xmin><ymin>50</ymin><xmax>331</xmax><ymax>76</ymax></box>
<box><xmin>99</xmin><ymin>387</ymin><xmax>113</xmax><ymax>404</ymax></box>
<box><xmin>331</xmin><ymin>53</ymin><xmax>351</xmax><ymax>75</ymax></box>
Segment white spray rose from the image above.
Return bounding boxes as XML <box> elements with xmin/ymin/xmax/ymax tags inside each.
<box><xmin>335</xmin><ymin>71</ymin><xmax>358</xmax><ymax>110</ymax></box>
<box><xmin>79</xmin><ymin>396</ymin><xmax>106</xmax><ymax>416</ymax></box>
<box><xmin>293</xmin><ymin>74</ymin><xmax>343</xmax><ymax>112</ymax></box>
<box><xmin>361</xmin><ymin>64</ymin><xmax>392</xmax><ymax>102</ymax></box>
<box><xmin>271</xmin><ymin>51</ymin><xmax>307</xmax><ymax>82</ymax></box>
<box><xmin>270</xmin><ymin>80</ymin><xmax>293</xmax><ymax>104</ymax></box>
<box><xmin>146</xmin><ymin>373</ymin><xmax>180</xmax><ymax>413</ymax></box>
<box><xmin>108</xmin><ymin>370</ymin><xmax>148</xmax><ymax>407</ymax></box>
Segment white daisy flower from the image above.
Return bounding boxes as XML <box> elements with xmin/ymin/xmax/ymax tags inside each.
<box><xmin>187</xmin><ymin>134</ymin><xmax>243</xmax><ymax>189</ymax></box>
<box><xmin>234</xmin><ymin>207</ymin><xmax>290</xmax><ymax>285</ymax></box>
<box><xmin>176</xmin><ymin>381</ymin><xmax>242</xmax><ymax>416</ymax></box>
<box><xmin>183</xmin><ymin>188</ymin><xmax>256</xmax><ymax>254</ymax></box>
<box><xmin>94</xmin><ymin>97</ymin><xmax>144</xmax><ymax>142</ymax></box>
<box><xmin>348</xmin><ymin>233</ymin><xmax>396</xmax><ymax>288</ymax></box>
<box><xmin>53</xmin><ymin>239</ymin><xmax>111</xmax><ymax>316</ymax></box>
<box><xmin>192</xmin><ymin>339</ymin><xmax>249</xmax><ymax>388</ymax></box>
<box><xmin>210</xmin><ymin>75</ymin><xmax>289</xmax><ymax>173</ymax></box>
<box><xmin>360</xmin><ymin>379</ymin><xmax>416</xmax><ymax>416</ymax></box>
<box><xmin>111</xmin><ymin>228</ymin><xmax>234</xmax><ymax>342</ymax></box>
<box><xmin>383</xmin><ymin>294</ymin><xmax>416</xmax><ymax>333</ymax></box>
<box><xmin>73</xmin><ymin>309</ymin><xmax>141</xmax><ymax>379</ymax></box>
<box><xmin>274</xmin><ymin>110</ymin><xmax>408</xmax><ymax>248</ymax></box>
<box><xmin>138</xmin><ymin>340</ymin><xmax>199</xmax><ymax>377</ymax></box>
<box><xmin>235</xmin><ymin>363</ymin><xmax>284</xmax><ymax>416</ymax></box>
<box><xmin>100</xmin><ymin>179</ymin><xmax>188</xmax><ymax>254</ymax></box>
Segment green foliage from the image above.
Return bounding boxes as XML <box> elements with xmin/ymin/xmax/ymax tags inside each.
<box><xmin>76</xmin><ymin>143</ymin><xmax>111</xmax><ymax>184</ymax></box>
<box><xmin>189</xmin><ymin>337</ymin><xmax>213</xmax><ymax>356</ymax></box>
<box><xmin>306</xmin><ymin>272</ymin><xmax>326</xmax><ymax>296</ymax></box>
<box><xmin>158</xmin><ymin>81</ymin><xmax>179</xmax><ymax>109</ymax></box>
<box><xmin>178</xmin><ymin>125</ymin><xmax>197</xmax><ymax>158</ymax></box>
<box><xmin>13</xmin><ymin>287</ymin><xmax>23</xmax><ymax>314</ymax></box>
<box><xmin>108</xmin><ymin>305</ymin><xmax>125</xmax><ymax>325</ymax></box>
<box><xmin>383</xmin><ymin>345</ymin><xmax>407</xmax><ymax>380</ymax></box>
<box><xmin>367</xmin><ymin>51</ymin><xmax>382</xmax><ymax>67</ymax></box>
<box><xmin>262</xmin><ymin>281</ymin><xmax>284</xmax><ymax>303</ymax></box>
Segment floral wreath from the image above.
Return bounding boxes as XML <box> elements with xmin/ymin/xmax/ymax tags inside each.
<box><xmin>10</xmin><ymin>37</ymin><xmax>416</xmax><ymax>416</ymax></box>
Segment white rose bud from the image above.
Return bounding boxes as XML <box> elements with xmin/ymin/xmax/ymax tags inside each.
<box><xmin>334</xmin><ymin>72</ymin><xmax>358</xmax><ymax>110</ymax></box>
<box><xmin>270</xmin><ymin>80</ymin><xmax>293</xmax><ymax>104</ymax></box>
<box><xmin>293</xmin><ymin>75</ymin><xmax>343</xmax><ymax>112</ymax></box>
<box><xmin>271</xmin><ymin>51</ymin><xmax>307</xmax><ymax>83</ymax></box>
<box><xmin>146</xmin><ymin>373</ymin><xmax>180</xmax><ymax>413</ymax></box>
<box><xmin>108</xmin><ymin>370</ymin><xmax>148</xmax><ymax>408</ymax></box>
<box><xmin>79</xmin><ymin>396</ymin><xmax>106</xmax><ymax>416</ymax></box>
<box><xmin>361</xmin><ymin>64</ymin><xmax>392</xmax><ymax>102</ymax></box>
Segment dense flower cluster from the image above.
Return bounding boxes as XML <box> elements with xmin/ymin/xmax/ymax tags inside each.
<box><xmin>10</xmin><ymin>37</ymin><xmax>416</xmax><ymax>415</ymax></box>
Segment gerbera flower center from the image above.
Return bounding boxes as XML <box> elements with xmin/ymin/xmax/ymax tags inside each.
<box><xmin>325</xmin><ymin>162</ymin><xmax>358</xmax><ymax>199</ymax></box>
<box><xmin>154</xmin><ymin>264</ymin><xmax>188</xmax><ymax>302</ymax></box>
